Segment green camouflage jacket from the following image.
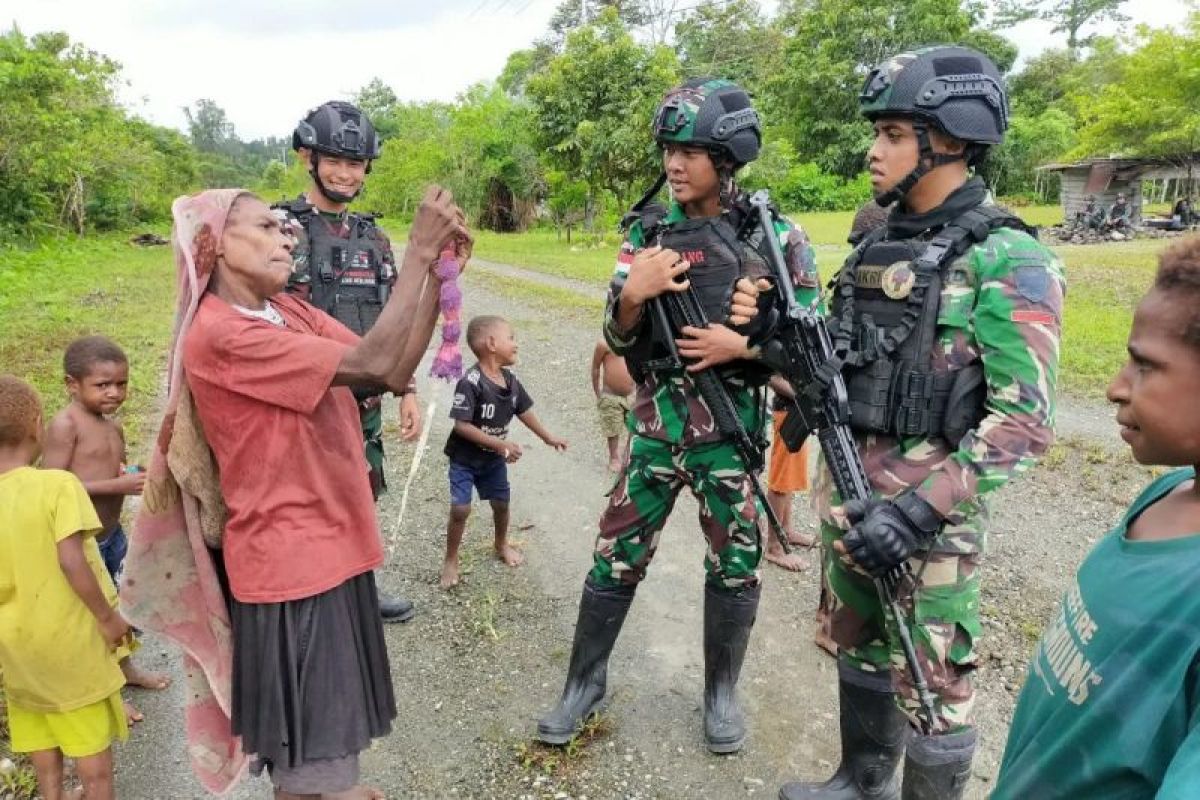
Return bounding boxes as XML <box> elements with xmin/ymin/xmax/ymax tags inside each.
<box><xmin>604</xmin><ymin>200</ymin><xmax>819</xmax><ymax>446</ymax></box>
<box><xmin>814</xmin><ymin>221</ymin><xmax>1066</xmax><ymax>539</ymax></box>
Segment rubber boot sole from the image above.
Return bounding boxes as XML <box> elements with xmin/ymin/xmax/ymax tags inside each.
<box><xmin>535</xmin><ymin>698</ymin><xmax>605</xmax><ymax>745</ymax></box>
<box><xmin>706</xmin><ymin>732</ymin><xmax>745</xmax><ymax>755</ymax></box>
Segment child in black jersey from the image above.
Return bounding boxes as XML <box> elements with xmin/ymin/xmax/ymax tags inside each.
<box><xmin>440</xmin><ymin>315</ymin><xmax>568</xmax><ymax>589</ymax></box>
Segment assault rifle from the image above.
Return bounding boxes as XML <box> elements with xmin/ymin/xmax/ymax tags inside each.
<box><xmin>747</xmin><ymin>189</ymin><xmax>939</xmax><ymax>734</ymax></box>
<box><xmin>643</xmin><ymin>279</ymin><xmax>791</xmax><ymax>553</ymax></box>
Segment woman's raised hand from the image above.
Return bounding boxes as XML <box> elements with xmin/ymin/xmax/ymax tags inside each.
<box><xmin>409</xmin><ymin>186</ymin><xmax>469</xmax><ymax>259</ymax></box>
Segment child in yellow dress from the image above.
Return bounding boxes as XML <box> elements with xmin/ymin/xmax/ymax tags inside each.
<box><xmin>0</xmin><ymin>375</ymin><xmax>131</xmax><ymax>800</ymax></box>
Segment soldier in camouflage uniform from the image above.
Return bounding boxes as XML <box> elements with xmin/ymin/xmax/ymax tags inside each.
<box><xmin>536</xmin><ymin>78</ymin><xmax>819</xmax><ymax>754</ymax></box>
<box><xmin>275</xmin><ymin>101</ymin><xmax>422</xmax><ymax>623</ymax></box>
<box><xmin>779</xmin><ymin>47</ymin><xmax>1065</xmax><ymax>800</ymax></box>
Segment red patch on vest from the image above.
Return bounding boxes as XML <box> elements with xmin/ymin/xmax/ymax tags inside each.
<box><xmin>680</xmin><ymin>250</ymin><xmax>706</xmax><ymax>264</ymax></box>
<box><xmin>1010</xmin><ymin>309</ymin><xmax>1055</xmax><ymax>325</ymax></box>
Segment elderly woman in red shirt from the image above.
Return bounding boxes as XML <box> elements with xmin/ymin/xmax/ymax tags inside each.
<box><xmin>128</xmin><ymin>186</ymin><xmax>467</xmax><ymax>800</ymax></box>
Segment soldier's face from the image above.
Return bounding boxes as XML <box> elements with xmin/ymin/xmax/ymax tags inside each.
<box><xmin>663</xmin><ymin>144</ymin><xmax>720</xmax><ymax>206</ymax></box>
<box><xmin>868</xmin><ymin>118</ymin><xmax>963</xmax><ymax>197</ymax></box>
<box><xmin>1107</xmin><ymin>288</ymin><xmax>1200</xmax><ymax>467</ymax></box>
<box><xmin>868</xmin><ymin>119</ymin><xmax>919</xmax><ymax>196</ymax></box>
<box><xmin>218</xmin><ymin>196</ymin><xmax>296</xmax><ymax>299</ymax></box>
<box><xmin>313</xmin><ymin>152</ymin><xmax>368</xmax><ymax>198</ymax></box>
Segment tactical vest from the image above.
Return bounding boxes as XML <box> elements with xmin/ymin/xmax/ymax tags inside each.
<box><xmin>829</xmin><ymin>204</ymin><xmax>1030</xmax><ymax>445</ymax></box>
<box><xmin>276</xmin><ymin>197</ymin><xmax>394</xmax><ymax>336</ymax></box>
<box><xmin>620</xmin><ymin>206</ymin><xmax>771</xmax><ymax>385</ymax></box>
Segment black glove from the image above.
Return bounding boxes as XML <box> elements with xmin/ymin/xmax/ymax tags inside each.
<box><xmin>841</xmin><ymin>492</ymin><xmax>942</xmax><ymax>577</ymax></box>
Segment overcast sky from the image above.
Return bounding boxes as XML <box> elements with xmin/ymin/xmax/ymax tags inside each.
<box><xmin>4</xmin><ymin>0</ymin><xmax>1194</xmax><ymax>141</ymax></box>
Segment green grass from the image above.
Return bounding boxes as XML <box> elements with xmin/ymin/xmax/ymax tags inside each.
<box><xmin>1056</xmin><ymin>239</ymin><xmax>1160</xmax><ymax>394</ymax></box>
<box><xmin>0</xmin><ymin>232</ymin><xmax>176</xmax><ymax>452</ymax></box>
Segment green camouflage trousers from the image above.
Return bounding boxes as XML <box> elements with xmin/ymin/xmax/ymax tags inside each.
<box><xmin>590</xmin><ymin>435</ymin><xmax>763</xmax><ymax>590</ymax></box>
<box><xmin>821</xmin><ymin>521</ymin><xmax>984</xmax><ymax>733</ymax></box>
<box><xmin>360</xmin><ymin>398</ymin><xmax>386</xmax><ymax>499</ymax></box>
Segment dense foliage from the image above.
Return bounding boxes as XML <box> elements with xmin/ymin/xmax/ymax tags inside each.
<box><xmin>3</xmin><ymin>1</ymin><xmax>1197</xmax><ymax>242</ymax></box>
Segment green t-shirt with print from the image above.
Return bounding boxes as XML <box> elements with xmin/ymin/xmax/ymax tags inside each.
<box><xmin>994</xmin><ymin>467</ymin><xmax>1200</xmax><ymax>800</ymax></box>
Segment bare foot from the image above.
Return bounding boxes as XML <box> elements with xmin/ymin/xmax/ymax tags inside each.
<box><xmin>788</xmin><ymin>529</ymin><xmax>817</xmax><ymax>548</ymax></box>
<box><xmin>765</xmin><ymin>549</ymin><xmax>809</xmax><ymax>572</ymax></box>
<box><xmin>124</xmin><ymin>698</ymin><xmax>144</xmax><ymax>726</ymax></box>
<box><xmin>439</xmin><ymin>560</ymin><xmax>460</xmax><ymax>590</ymax></box>
<box><xmin>495</xmin><ymin>544</ymin><xmax>524</xmax><ymax>567</ymax></box>
<box><xmin>814</xmin><ymin>628</ymin><xmax>839</xmax><ymax>658</ymax></box>
<box><xmin>122</xmin><ymin>660</ymin><xmax>171</xmax><ymax>691</ymax></box>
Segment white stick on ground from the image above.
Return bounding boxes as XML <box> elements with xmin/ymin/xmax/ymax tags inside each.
<box><xmin>389</xmin><ymin>399</ymin><xmax>437</xmax><ymax>556</ymax></box>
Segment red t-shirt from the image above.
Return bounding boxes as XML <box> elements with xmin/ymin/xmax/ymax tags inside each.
<box><xmin>183</xmin><ymin>292</ymin><xmax>382</xmax><ymax>603</ymax></box>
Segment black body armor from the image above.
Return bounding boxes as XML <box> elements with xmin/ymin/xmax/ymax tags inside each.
<box><xmin>276</xmin><ymin>196</ymin><xmax>394</xmax><ymax>336</ymax></box>
<box><xmin>619</xmin><ymin>206</ymin><xmax>772</xmax><ymax>385</ymax></box>
<box><xmin>829</xmin><ymin>204</ymin><xmax>1029</xmax><ymax>445</ymax></box>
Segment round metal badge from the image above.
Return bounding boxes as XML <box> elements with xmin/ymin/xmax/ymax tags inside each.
<box><xmin>881</xmin><ymin>261</ymin><xmax>916</xmax><ymax>299</ymax></box>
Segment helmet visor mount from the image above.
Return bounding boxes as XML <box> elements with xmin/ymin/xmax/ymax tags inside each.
<box><xmin>653</xmin><ymin>99</ymin><xmax>690</xmax><ymax>140</ymax></box>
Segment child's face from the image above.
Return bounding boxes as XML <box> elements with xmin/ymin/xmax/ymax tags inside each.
<box><xmin>67</xmin><ymin>360</ymin><xmax>130</xmax><ymax>416</ymax></box>
<box><xmin>490</xmin><ymin>323</ymin><xmax>519</xmax><ymax>366</ymax></box>
<box><xmin>1107</xmin><ymin>288</ymin><xmax>1200</xmax><ymax>466</ymax></box>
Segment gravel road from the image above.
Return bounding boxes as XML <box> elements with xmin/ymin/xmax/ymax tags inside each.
<box><xmin>112</xmin><ymin>261</ymin><xmax>1148</xmax><ymax>799</ymax></box>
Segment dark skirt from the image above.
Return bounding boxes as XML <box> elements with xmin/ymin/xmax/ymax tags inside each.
<box><xmin>229</xmin><ymin>570</ymin><xmax>396</xmax><ymax>772</ymax></box>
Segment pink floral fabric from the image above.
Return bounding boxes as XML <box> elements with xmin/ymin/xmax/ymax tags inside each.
<box><xmin>122</xmin><ymin>189</ymin><xmax>250</xmax><ymax>795</ymax></box>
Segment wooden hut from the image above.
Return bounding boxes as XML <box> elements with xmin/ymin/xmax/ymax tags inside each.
<box><xmin>1039</xmin><ymin>156</ymin><xmax>1200</xmax><ymax>226</ymax></box>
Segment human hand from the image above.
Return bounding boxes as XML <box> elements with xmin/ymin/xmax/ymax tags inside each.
<box><xmin>835</xmin><ymin>494</ymin><xmax>939</xmax><ymax>577</ymax></box>
<box><xmin>500</xmin><ymin>442</ymin><xmax>523</xmax><ymax>463</ymax></box>
<box><xmin>97</xmin><ymin>609</ymin><xmax>134</xmax><ymax>651</ymax></box>
<box><xmin>409</xmin><ymin>186</ymin><xmax>467</xmax><ymax>260</ymax></box>
<box><xmin>116</xmin><ymin>467</ymin><xmax>146</xmax><ymax>496</ymax></box>
<box><xmin>399</xmin><ymin>393</ymin><xmax>422</xmax><ymax>442</ymax></box>
<box><xmin>621</xmin><ymin>246</ymin><xmax>690</xmax><ymax>305</ymax></box>
<box><xmin>728</xmin><ymin>278</ymin><xmax>772</xmax><ymax>327</ymax></box>
<box><xmin>543</xmin><ymin>434</ymin><xmax>568</xmax><ymax>452</ymax></box>
<box><xmin>675</xmin><ymin>324</ymin><xmax>751</xmax><ymax>372</ymax></box>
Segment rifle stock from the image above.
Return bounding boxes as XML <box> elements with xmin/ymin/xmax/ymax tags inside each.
<box><xmin>748</xmin><ymin>189</ymin><xmax>939</xmax><ymax>734</ymax></box>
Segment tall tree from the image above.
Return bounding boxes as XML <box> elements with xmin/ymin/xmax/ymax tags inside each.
<box><xmin>674</xmin><ymin>0</ymin><xmax>780</xmax><ymax>94</ymax></box>
<box><xmin>1072</xmin><ymin>15</ymin><xmax>1200</xmax><ymax>168</ymax></box>
<box><xmin>992</xmin><ymin>0</ymin><xmax>1129</xmax><ymax>58</ymax></box>
<box><xmin>527</xmin><ymin>7</ymin><xmax>679</xmax><ymax>228</ymax></box>
<box><xmin>183</xmin><ymin>98</ymin><xmax>237</xmax><ymax>155</ymax></box>
<box><xmin>354</xmin><ymin>78</ymin><xmax>401</xmax><ymax>140</ymax></box>
<box><xmin>767</xmin><ymin>0</ymin><xmax>1016</xmax><ymax>178</ymax></box>
<box><xmin>547</xmin><ymin>0</ymin><xmax>650</xmax><ymax>44</ymax></box>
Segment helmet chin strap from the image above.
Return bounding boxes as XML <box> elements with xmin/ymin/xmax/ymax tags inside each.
<box><xmin>309</xmin><ymin>152</ymin><xmax>361</xmax><ymax>205</ymax></box>
<box><xmin>874</xmin><ymin>122</ymin><xmax>965</xmax><ymax>207</ymax></box>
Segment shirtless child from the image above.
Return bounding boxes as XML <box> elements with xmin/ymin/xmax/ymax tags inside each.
<box><xmin>591</xmin><ymin>340</ymin><xmax>634</xmax><ymax>473</ymax></box>
<box><xmin>42</xmin><ymin>336</ymin><xmax>170</xmax><ymax>724</ymax></box>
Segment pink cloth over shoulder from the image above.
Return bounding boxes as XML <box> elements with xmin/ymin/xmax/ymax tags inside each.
<box><xmin>121</xmin><ymin>189</ymin><xmax>250</xmax><ymax>795</ymax></box>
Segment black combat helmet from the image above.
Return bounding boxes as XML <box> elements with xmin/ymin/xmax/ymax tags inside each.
<box><xmin>859</xmin><ymin>45</ymin><xmax>1009</xmax><ymax>205</ymax></box>
<box><xmin>292</xmin><ymin>101</ymin><xmax>380</xmax><ymax>203</ymax></box>
<box><xmin>292</xmin><ymin>100</ymin><xmax>381</xmax><ymax>160</ymax></box>
<box><xmin>652</xmin><ymin>77</ymin><xmax>762</xmax><ymax>167</ymax></box>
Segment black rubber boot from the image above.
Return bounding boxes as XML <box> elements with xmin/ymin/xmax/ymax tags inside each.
<box><xmin>378</xmin><ymin>591</ymin><xmax>416</xmax><ymax>623</ymax></box>
<box><xmin>778</xmin><ymin>659</ymin><xmax>907</xmax><ymax>800</ymax></box>
<box><xmin>536</xmin><ymin>578</ymin><xmax>635</xmax><ymax>744</ymax></box>
<box><xmin>703</xmin><ymin>583</ymin><xmax>760</xmax><ymax>754</ymax></box>
<box><xmin>901</xmin><ymin>728</ymin><xmax>976</xmax><ymax>800</ymax></box>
